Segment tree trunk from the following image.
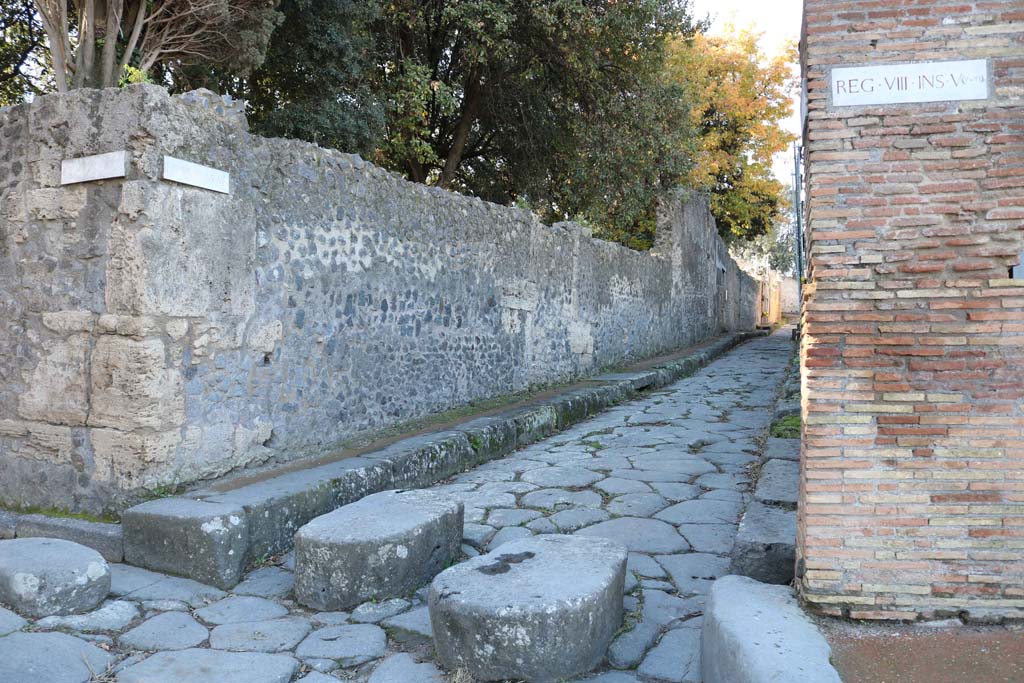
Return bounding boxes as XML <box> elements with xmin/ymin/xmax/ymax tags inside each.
<box><xmin>438</xmin><ymin>70</ymin><xmax>482</xmax><ymax>189</ymax></box>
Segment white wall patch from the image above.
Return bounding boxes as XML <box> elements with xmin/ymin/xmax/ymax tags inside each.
<box><xmin>60</xmin><ymin>151</ymin><xmax>128</xmax><ymax>185</ymax></box>
<box><xmin>162</xmin><ymin>156</ymin><xmax>230</xmax><ymax>194</ymax></box>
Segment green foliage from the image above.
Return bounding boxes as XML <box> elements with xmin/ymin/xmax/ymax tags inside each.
<box><xmin>0</xmin><ymin>0</ymin><xmax>51</xmax><ymax>105</ymax></box>
<box><xmin>770</xmin><ymin>415</ymin><xmax>801</xmax><ymax>439</ymax></box>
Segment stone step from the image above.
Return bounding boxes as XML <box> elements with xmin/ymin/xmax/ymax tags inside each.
<box><xmin>294</xmin><ymin>489</ymin><xmax>463</xmax><ymax>611</ymax></box>
<box><xmin>429</xmin><ymin>534</ymin><xmax>627</xmax><ymax>683</ymax></box>
<box><xmin>119</xmin><ymin>331</ymin><xmax>763</xmax><ymax>587</ymax></box>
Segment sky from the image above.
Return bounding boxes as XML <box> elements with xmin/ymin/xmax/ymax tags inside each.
<box><xmin>689</xmin><ymin>0</ymin><xmax>805</xmax><ymax>184</ymax></box>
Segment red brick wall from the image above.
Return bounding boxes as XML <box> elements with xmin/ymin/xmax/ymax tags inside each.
<box><xmin>799</xmin><ymin>0</ymin><xmax>1024</xmax><ymax>621</ymax></box>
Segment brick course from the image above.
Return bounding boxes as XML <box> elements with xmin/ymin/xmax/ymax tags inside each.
<box><xmin>799</xmin><ymin>0</ymin><xmax>1023</xmax><ymax>621</ymax></box>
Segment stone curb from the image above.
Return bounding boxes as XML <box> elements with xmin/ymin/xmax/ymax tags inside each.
<box><xmin>702</xmin><ymin>575</ymin><xmax>842</xmax><ymax>683</ymax></box>
<box><xmin>0</xmin><ymin>512</ymin><xmax>124</xmax><ymax>562</ymax></box>
<box><xmin>120</xmin><ymin>330</ymin><xmax>765</xmax><ymax>587</ymax></box>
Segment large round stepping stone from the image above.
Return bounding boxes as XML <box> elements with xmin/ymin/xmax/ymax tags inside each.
<box><xmin>295</xmin><ymin>489</ymin><xmax>462</xmax><ymax>610</ymax></box>
<box><xmin>117</xmin><ymin>648</ymin><xmax>298</xmax><ymax>683</ymax></box>
<box><xmin>0</xmin><ymin>538</ymin><xmax>110</xmax><ymax>617</ymax></box>
<box><xmin>0</xmin><ymin>631</ymin><xmax>113</xmax><ymax>683</ymax></box>
<box><xmin>429</xmin><ymin>534</ymin><xmax>627</xmax><ymax>682</ymax></box>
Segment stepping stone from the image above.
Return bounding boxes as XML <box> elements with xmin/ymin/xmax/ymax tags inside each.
<box><xmin>430</xmin><ymin>534</ymin><xmax>627</xmax><ymax>682</ymax></box>
<box><xmin>656</xmin><ymin>553</ymin><xmax>731</xmax><ymax>596</ymax></box>
<box><xmin>754</xmin><ymin>459</ymin><xmax>799</xmax><ymax>507</ymax></box>
<box><xmin>296</xmin><ymin>624</ymin><xmax>387</xmax><ymax>666</ymax></box>
<box><xmin>295</xmin><ymin>489</ymin><xmax>462</xmax><ymax>610</ymax></box>
<box><xmin>637</xmin><ymin>628</ymin><xmax>701</xmax><ymax>683</ymax></box>
<box><xmin>351</xmin><ymin>598</ymin><xmax>410</xmax><ymax>623</ymax></box>
<box><xmin>576</xmin><ymin>518</ymin><xmax>689</xmax><ymax>554</ymax></box>
<box><xmin>210</xmin><ymin>617</ymin><xmax>311</xmax><ymax>652</ymax></box>
<box><xmin>730</xmin><ymin>502</ymin><xmax>797</xmax><ymax>584</ymax></box>
<box><xmin>368</xmin><ymin>652</ymin><xmax>444</xmax><ymax>683</ymax></box>
<box><xmin>0</xmin><ymin>538</ymin><xmax>110</xmax><ymax>617</ymax></box>
<box><xmin>195</xmin><ymin>596</ymin><xmax>288</xmax><ymax>624</ymax></box>
<box><xmin>36</xmin><ymin>600</ymin><xmax>138</xmax><ymax>633</ymax></box>
<box><xmin>234</xmin><ymin>566</ymin><xmax>295</xmax><ymax>598</ymax></box>
<box><xmin>117</xmin><ymin>648</ymin><xmax>298</xmax><ymax>683</ymax></box>
<box><xmin>0</xmin><ymin>607</ymin><xmax>26</xmax><ymax>636</ymax></box>
<box><xmin>0</xmin><ymin>631</ymin><xmax>113</xmax><ymax>683</ymax></box>
<box><xmin>522</xmin><ymin>466</ymin><xmax>604</xmax><ymax>488</ymax></box>
<box><xmin>119</xmin><ymin>611</ymin><xmax>208</xmax><ymax>650</ymax></box>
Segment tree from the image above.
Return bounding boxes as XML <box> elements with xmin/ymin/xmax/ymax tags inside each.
<box><xmin>32</xmin><ymin>0</ymin><xmax>281</xmax><ymax>91</ymax></box>
<box><xmin>0</xmin><ymin>1</ymin><xmax>52</xmax><ymax>104</ymax></box>
<box><xmin>664</xmin><ymin>28</ymin><xmax>795</xmax><ymax>241</ymax></box>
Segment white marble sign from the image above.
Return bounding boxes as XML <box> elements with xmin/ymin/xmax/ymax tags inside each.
<box><xmin>61</xmin><ymin>151</ymin><xmax>128</xmax><ymax>185</ymax></box>
<box><xmin>162</xmin><ymin>156</ymin><xmax>230</xmax><ymax>194</ymax></box>
<box><xmin>831</xmin><ymin>59</ymin><xmax>989</xmax><ymax>107</ymax></box>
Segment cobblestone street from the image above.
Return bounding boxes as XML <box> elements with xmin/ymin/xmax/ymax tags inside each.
<box><xmin>0</xmin><ymin>331</ymin><xmax>795</xmax><ymax>683</ymax></box>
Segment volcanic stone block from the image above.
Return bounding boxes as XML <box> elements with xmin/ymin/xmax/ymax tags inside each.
<box><xmin>0</xmin><ymin>538</ymin><xmax>110</xmax><ymax>617</ymax></box>
<box><xmin>754</xmin><ymin>459</ymin><xmax>799</xmax><ymax>507</ymax></box>
<box><xmin>122</xmin><ymin>498</ymin><xmax>249</xmax><ymax>589</ymax></box>
<box><xmin>702</xmin><ymin>575</ymin><xmax>841</xmax><ymax>683</ymax></box>
<box><xmin>15</xmin><ymin>513</ymin><xmax>124</xmax><ymax>562</ymax></box>
<box><xmin>730</xmin><ymin>502</ymin><xmax>796</xmax><ymax>585</ymax></box>
<box><xmin>294</xmin><ymin>489</ymin><xmax>463</xmax><ymax>610</ymax></box>
<box><xmin>429</xmin><ymin>534</ymin><xmax>627</xmax><ymax>682</ymax></box>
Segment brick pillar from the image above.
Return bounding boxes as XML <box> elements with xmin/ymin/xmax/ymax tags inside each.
<box><xmin>799</xmin><ymin>1</ymin><xmax>1024</xmax><ymax>621</ymax></box>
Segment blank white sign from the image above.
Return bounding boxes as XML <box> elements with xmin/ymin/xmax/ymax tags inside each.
<box><xmin>831</xmin><ymin>60</ymin><xmax>989</xmax><ymax>107</ymax></box>
<box><xmin>61</xmin><ymin>151</ymin><xmax>128</xmax><ymax>185</ymax></box>
<box><xmin>162</xmin><ymin>156</ymin><xmax>230</xmax><ymax>194</ymax></box>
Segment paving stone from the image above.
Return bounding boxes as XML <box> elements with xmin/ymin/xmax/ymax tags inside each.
<box><xmin>626</xmin><ymin>455</ymin><xmax>716</xmax><ymax>477</ymax></box>
<box><xmin>649</xmin><ymin>482</ymin><xmax>701</xmax><ymax>502</ymax></box>
<box><xmin>119</xmin><ymin>611</ymin><xmax>208</xmax><ymax>650</ymax></box>
<box><xmin>381</xmin><ymin>605</ymin><xmax>432</xmax><ymax>638</ymax></box>
<box><xmin>195</xmin><ymin>596</ymin><xmax>289</xmax><ymax>624</ymax></box>
<box><xmin>430</xmin><ymin>534</ymin><xmax>627</xmax><ymax>682</ymax></box>
<box><xmin>550</xmin><ymin>507</ymin><xmax>611</xmax><ymax>531</ymax></box>
<box><xmin>576</xmin><ymin>517</ymin><xmax>689</xmax><ymax>554</ymax></box>
<box><xmin>731</xmin><ymin>502</ymin><xmax>797</xmax><ymax>584</ymax></box>
<box><xmin>609</xmin><ymin>469</ymin><xmax>695</xmax><ymax>483</ymax></box>
<box><xmin>296</xmin><ymin>624</ymin><xmax>387</xmax><ymax>666</ymax></box>
<box><xmin>368</xmin><ymin>653</ymin><xmax>445</xmax><ymax>683</ymax></box>
<box><xmin>654</xmin><ymin>498</ymin><xmax>742</xmax><ymax>526</ymax></box>
<box><xmin>641</xmin><ymin>578</ymin><xmax>676</xmax><ymax>591</ymax></box>
<box><xmin>35</xmin><ymin>599</ymin><xmax>138</xmax><ymax>632</ymax></box>
<box><xmin>627</xmin><ymin>553</ymin><xmax>667</xmax><ymax>578</ymax></box>
<box><xmin>570</xmin><ymin>672</ymin><xmax>642</xmax><ymax>683</ymax></box>
<box><xmin>14</xmin><ymin>514</ymin><xmax>124</xmax><ymax>562</ymax></box>
<box><xmin>310</xmin><ymin>611</ymin><xmax>350</xmax><ymax>626</ymax></box>
<box><xmin>656</xmin><ymin>553</ymin><xmax>732</xmax><ymax>595</ymax></box>
<box><xmin>487</xmin><ymin>508</ymin><xmax>542</xmax><ymax>528</ymax></box>
<box><xmin>677</xmin><ymin>523</ymin><xmax>737</xmax><ymax>555</ymax></box>
<box><xmin>487</xmin><ymin>525</ymin><xmax>533</xmax><ymax>550</ymax></box>
<box><xmin>527</xmin><ymin>516</ymin><xmax>559</xmax><ymax>533</ymax></box>
<box><xmin>298</xmin><ymin>673</ymin><xmax>340</xmax><ymax>683</ymax></box>
<box><xmin>209</xmin><ymin>617</ymin><xmax>311</xmax><ymax>652</ymax></box>
<box><xmin>642</xmin><ymin>589</ymin><xmax>704</xmax><ymax>627</ymax></box>
<box><xmin>350</xmin><ymin>598</ymin><xmax>410</xmax><ymax>623</ymax></box>
<box><xmin>0</xmin><ymin>511</ymin><xmax>15</xmax><ymax>539</ymax></box>
<box><xmin>122</xmin><ymin>498</ymin><xmax>249</xmax><ymax>590</ymax></box>
<box><xmin>763</xmin><ymin>437</ymin><xmax>800</xmax><ymax>462</ymax></box>
<box><xmin>637</xmin><ymin>626</ymin><xmax>701</xmax><ymax>682</ymax></box>
<box><xmin>0</xmin><ymin>538</ymin><xmax>109</xmax><ymax>617</ymax></box>
<box><xmin>0</xmin><ymin>606</ymin><xmax>26</xmax><ymax>635</ymax></box>
<box><xmin>595</xmin><ymin>478</ymin><xmax>652</xmax><ymax>495</ymax></box>
<box><xmin>521</xmin><ymin>466</ymin><xmax>604</xmax><ymax>488</ymax></box>
<box><xmin>695</xmin><ymin>472</ymin><xmax>749</xmax><ymax>491</ymax></box>
<box><xmin>607</xmin><ymin>619</ymin><xmax>660</xmax><ymax>668</ymax></box>
<box><xmin>754</xmin><ymin>459</ymin><xmax>799</xmax><ymax>507</ymax></box>
<box><xmin>462</xmin><ymin>543</ymin><xmax>479</xmax><ymax>556</ymax></box>
<box><xmin>117</xmin><ymin>648</ymin><xmax>298</xmax><ymax>683</ymax></box>
<box><xmin>702</xmin><ymin>488</ymin><xmax>746</xmax><ymax>502</ymax></box>
<box><xmin>606</xmin><ymin>493</ymin><xmax>670</xmax><ymax>517</ymax></box>
<box><xmin>233</xmin><ymin>566</ymin><xmax>294</xmax><ymax>598</ymax></box>
<box><xmin>303</xmin><ymin>657</ymin><xmax>338</xmax><ymax>672</ymax></box>
<box><xmin>0</xmin><ymin>631</ymin><xmax>113</xmax><ymax>683</ymax></box>
<box><xmin>294</xmin><ymin>489</ymin><xmax>463</xmax><ymax>610</ymax></box>
<box><xmin>141</xmin><ymin>599</ymin><xmax>190</xmax><ymax>612</ymax></box>
<box><xmin>521</xmin><ymin>488</ymin><xmax>604</xmax><ymax>510</ymax></box>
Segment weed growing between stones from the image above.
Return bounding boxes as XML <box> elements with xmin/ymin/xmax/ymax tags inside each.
<box><xmin>769</xmin><ymin>415</ymin><xmax>801</xmax><ymax>439</ymax></box>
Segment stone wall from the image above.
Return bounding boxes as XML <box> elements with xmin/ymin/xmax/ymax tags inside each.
<box><xmin>799</xmin><ymin>1</ymin><xmax>1024</xmax><ymax>621</ymax></box>
<box><xmin>0</xmin><ymin>85</ymin><xmax>757</xmax><ymax>515</ymax></box>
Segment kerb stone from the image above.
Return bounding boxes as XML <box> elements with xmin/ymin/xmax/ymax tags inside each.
<box><xmin>122</xmin><ymin>498</ymin><xmax>249</xmax><ymax>589</ymax></box>
<box><xmin>15</xmin><ymin>514</ymin><xmax>124</xmax><ymax>562</ymax></box>
<box><xmin>295</xmin><ymin>489</ymin><xmax>462</xmax><ymax>610</ymax></box>
<box><xmin>429</xmin><ymin>534</ymin><xmax>627</xmax><ymax>682</ymax></box>
<box><xmin>730</xmin><ymin>502</ymin><xmax>796</xmax><ymax>585</ymax></box>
